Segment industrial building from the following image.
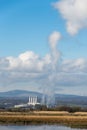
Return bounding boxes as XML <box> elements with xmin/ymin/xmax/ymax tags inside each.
<box><xmin>28</xmin><ymin>96</ymin><xmax>40</xmax><ymax>106</ymax></box>
<box><xmin>14</xmin><ymin>96</ymin><xmax>40</xmax><ymax>108</ymax></box>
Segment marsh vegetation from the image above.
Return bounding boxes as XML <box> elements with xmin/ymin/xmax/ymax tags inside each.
<box><xmin>0</xmin><ymin>111</ymin><xmax>87</xmax><ymax>128</ymax></box>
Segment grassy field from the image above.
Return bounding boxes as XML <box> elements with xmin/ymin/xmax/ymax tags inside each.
<box><xmin>0</xmin><ymin>111</ymin><xmax>87</xmax><ymax>128</ymax></box>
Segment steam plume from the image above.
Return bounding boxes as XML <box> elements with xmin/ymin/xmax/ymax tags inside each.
<box><xmin>42</xmin><ymin>31</ymin><xmax>62</xmax><ymax>106</ymax></box>
<box><xmin>49</xmin><ymin>31</ymin><xmax>61</xmax><ymax>70</ymax></box>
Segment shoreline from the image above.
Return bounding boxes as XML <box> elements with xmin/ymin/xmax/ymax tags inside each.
<box><xmin>0</xmin><ymin>111</ymin><xmax>87</xmax><ymax>128</ymax></box>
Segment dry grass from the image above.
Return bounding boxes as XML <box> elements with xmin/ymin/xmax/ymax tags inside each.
<box><xmin>0</xmin><ymin>111</ymin><xmax>87</xmax><ymax>128</ymax></box>
<box><xmin>74</xmin><ymin>112</ymin><xmax>87</xmax><ymax>116</ymax></box>
<box><xmin>33</xmin><ymin>111</ymin><xmax>69</xmax><ymax>116</ymax></box>
<box><xmin>0</xmin><ymin>111</ymin><xmax>69</xmax><ymax>116</ymax></box>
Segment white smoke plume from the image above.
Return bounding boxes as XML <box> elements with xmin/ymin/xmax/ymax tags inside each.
<box><xmin>42</xmin><ymin>31</ymin><xmax>62</xmax><ymax>106</ymax></box>
<box><xmin>49</xmin><ymin>31</ymin><xmax>61</xmax><ymax>70</ymax></box>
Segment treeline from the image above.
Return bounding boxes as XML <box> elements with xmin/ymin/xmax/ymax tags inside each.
<box><xmin>39</xmin><ymin>105</ymin><xmax>87</xmax><ymax>113</ymax></box>
<box><xmin>1</xmin><ymin>105</ymin><xmax>87</xmax><ymax>113</ymax></box>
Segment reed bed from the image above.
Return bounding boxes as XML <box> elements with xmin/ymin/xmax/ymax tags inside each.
<box><xmin>0</xmin><ymin>111</ymin><xmax>87</xmax><ymax>128</ymax></box>
<box><xmin>0</xmin><ymin>111</ymin><xmax>69</xmax><ymax>116</ymax></box>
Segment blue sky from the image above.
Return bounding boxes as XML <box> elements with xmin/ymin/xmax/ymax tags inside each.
<box><xmin>0</xmin><ymin>0</ymin><xmax>87</xmax><ymax>95</ymax></box>
<box><xmin>0</xmin><ymin>0</ymin><xmax>87</xmax><ymax>58</ymax></box>
<box><xmin>0</xmin><ymin>0</ymin><xmax>59</xmax><ymax>57</ymax></box>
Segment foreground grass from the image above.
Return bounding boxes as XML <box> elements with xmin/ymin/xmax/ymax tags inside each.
<box><xmin>0</xmin><ymin>111</ymin><xmax>87</xmax><ymax>128</ymax></box>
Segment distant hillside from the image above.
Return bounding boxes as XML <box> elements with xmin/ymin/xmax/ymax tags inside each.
<box><xmin>55</xmin><ymin>94</ymin><xmax>87</xmax><ymax>107</ymax></box>
<box><xmin>0</xmin><ymin>90</ymin><xmax>42</xmax><ymax>98</ymax></box>
<box><xmin>0</xmin><ymin>90</ymin><xmax>86</xmax><ymax>99</ymax></box>
<box><xmin>0</xmin><ymin>90</ymin><xmax>87</xmax><ymax>108</ymax></box>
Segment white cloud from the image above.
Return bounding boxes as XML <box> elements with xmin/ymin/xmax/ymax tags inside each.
<box><xmin>0</xmin><ymin>50</ymin><xmax>87</xmax><ymax>93</ymax></box>
<box><xmin>53</xmin><ymin>0</ymin><xmax>87</xmax><ymax>35</ymax></box>
<box><xmin>19</xmin><ymin>51</ymin><xmax>39</xmax><ymax>62</ymax></box>
<box><xmin>0</xmin><ymin>33</ymin><xmax>87</xmax><ymax>95</ymax></box>
<box><xmin>6</xmin><ymin>51</ymin><xmax>51</xmax><ymax>72</ymax></box>
<box><xmin>61</xmin><ymin>58</ymin><xmax>87</xmax><ymax>73</ymax></box>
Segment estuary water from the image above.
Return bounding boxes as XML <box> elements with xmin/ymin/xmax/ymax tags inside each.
<box><xmin>0</xmin><ymin>125</ymin><xmax>86</xmax><ymax>130</ymax></box>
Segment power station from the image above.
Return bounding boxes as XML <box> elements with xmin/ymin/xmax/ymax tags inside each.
<box><xmin>14</xmin><ymin>96</ymin><xmax>40</xmax><ymax>108</ymax></box>
<box><xmin>28</xmin><ymin>96</ymin><xmax>40</xmax><ymax>106</ymax></box>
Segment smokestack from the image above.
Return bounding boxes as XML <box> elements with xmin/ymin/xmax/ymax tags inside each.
<box><xmin>30</xmin><ymin>97</ymin><xmax>32</xmax><ymax>103</ymax></box>
<box><xmin>36</xmin><ymin>96</ymin><xmax>37</xmax><ymax>103</ymax></box>
<box><xmin>33</xmin><ymin>97</ymin><xmax>34</xmax><ymax>103</ymax></box>
<box><xmin>34</xmin><ymin>97</ymin><xmax>36</xmax><ymax>103</ymax></box>
<box><xmin>29</xmin><ymin>97</ymin><xmax>30</xmax><ymax>103</ymax></box>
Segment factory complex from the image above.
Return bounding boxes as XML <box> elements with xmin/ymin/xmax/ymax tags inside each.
<box><xmin>14</xmin><ymin>96</ymin><xmax>40</xmax><ymax>108</ymax></box>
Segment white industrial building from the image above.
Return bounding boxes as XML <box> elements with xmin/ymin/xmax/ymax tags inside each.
<box><xmin>14</xmin><ymin>96</ymin><xmax>40</xmax><ymax>108</ymax></box>
<box><xmin>28</xmin><ymin>96</ymin><xmax>40</xmax><ymax>106</ymax></box>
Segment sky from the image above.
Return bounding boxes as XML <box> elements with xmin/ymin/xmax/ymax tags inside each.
<box><xmin>0</xmin><ymin>0</ymin><xmax>87</xmax><ymax>95</ymax></box>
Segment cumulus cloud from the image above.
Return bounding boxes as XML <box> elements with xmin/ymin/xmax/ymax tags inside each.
<box><xmin>6</xmin><ymin>51</ymin><xmax>51</xmax><ymax>73</ymax></box>
<box><xmin>0</xmin><ymin>52</ymin><xmax>43</xmax><ymax>87</ymax></box>
<box><xmin>0</xmin><ymin>32</ymin><xmax>87</xmax><ymax>95</ymax></box>
<box><xmin>0</xmin><ymin>50</ymin><xmax>87</xmax><ymax>93</ymax></box>
<box><xmin>61</xmin><ymin>58</ymin><xmax>87</xmax><ymax>73</ymax></box>
<box><xmin>53</xmin><ymin>0</ymin><xmax>87</xmax><ymax>35</ymax></box>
